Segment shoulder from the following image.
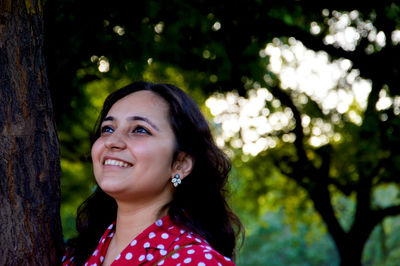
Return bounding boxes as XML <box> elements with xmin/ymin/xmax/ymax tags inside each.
<box><xmin>159</xmin><ymin>243</ymin><xmax>235</xmax><ymax>266</ymax></box>
<box><xmin>154</xmin><ymin>217</ymin><xmax>235</xmax><ymax>265</ymax></box>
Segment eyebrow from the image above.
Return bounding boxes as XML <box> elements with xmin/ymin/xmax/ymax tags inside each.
<box><xmin>103</xmin><ymin>115</ymin><xmax>160</xmax><ymax>131</ymax></box>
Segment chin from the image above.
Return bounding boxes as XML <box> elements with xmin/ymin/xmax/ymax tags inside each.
<box><xmin>98</xmin><ymin>181</ymin><xmax>125</xmax><ymax>195</ymax></box>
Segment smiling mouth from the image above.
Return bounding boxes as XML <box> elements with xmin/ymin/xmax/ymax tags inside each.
<box><xmin>104</xmin><ymin>159</ymin><xmax>132</xmax><ymax>168</ymax></box>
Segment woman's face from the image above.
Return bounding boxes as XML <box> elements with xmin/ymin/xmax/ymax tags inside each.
<box><xmin>91</xmin><ymin>90</ymin><xmax>177</xmax><ymax>203</ymax></box>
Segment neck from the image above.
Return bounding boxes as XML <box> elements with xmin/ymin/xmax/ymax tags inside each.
<box><xmin>111</xmin><ymin>199</ymin><xmax>169</xmax><ymax>252</ymax></box>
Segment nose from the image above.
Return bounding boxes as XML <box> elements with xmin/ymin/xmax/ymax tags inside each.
<box><xmin>104</xmin><ymin>131</ymin><xmax>127</xmax><ymax>150</ymax></box>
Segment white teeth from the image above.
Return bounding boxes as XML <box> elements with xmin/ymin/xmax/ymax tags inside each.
<box><xmin>104</xmin><ymin>159</ymin><xmax>130</xmax><ymax>168</ymax></box>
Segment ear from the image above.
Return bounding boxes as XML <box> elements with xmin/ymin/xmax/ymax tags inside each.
<box><xmin>172</xmin><ymin>152</ymin><xmax>194</xmax><ymax>180</ymax></box>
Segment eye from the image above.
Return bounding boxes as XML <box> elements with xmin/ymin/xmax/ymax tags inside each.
<box><xmin>132</xmin><ymin>126</ymin><xmax>151</xmax><ymax>135</ymax></box>
<box><xmin>101</xmin><ymin>125</ymin><xmax>114</xmax><ymax>134</ymax></box>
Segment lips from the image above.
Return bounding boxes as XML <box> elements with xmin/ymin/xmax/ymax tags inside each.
<box><xmin>103</xmin><ymin>158</ymin><xmax>133</xmax><ymax>168</ymax></box>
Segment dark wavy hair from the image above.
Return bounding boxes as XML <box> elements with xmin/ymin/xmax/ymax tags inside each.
<box><xmin>67</xmin><ymin>81</ymin><xmax>243</xmax><ymax>264</ymax></box>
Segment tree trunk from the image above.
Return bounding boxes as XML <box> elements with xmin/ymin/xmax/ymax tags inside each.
<box><xmin>337</xmin><ymin>238</ymin><xmax>364</xmax><ymax>266</ymax></box>
<box><xmin>306</xmin><ymin>179</ymin><xmax>371</xmax><ymax>266</ymax></box>
<box><xmin>0</xmin><ymin>0</ymin><xmax>63</xmax><ymax>265</ymax></box>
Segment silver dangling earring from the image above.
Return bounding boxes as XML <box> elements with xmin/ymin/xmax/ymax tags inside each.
<box><xmin>171</xmin><ymin>174</ymin><xmax>181</xmax><ymax>187</ymax></box>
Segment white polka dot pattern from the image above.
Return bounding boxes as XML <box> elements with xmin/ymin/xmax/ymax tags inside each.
<box><xmin>187</xmin><ymin>249</ymin><xmax>195</xmax><ymax>254</ymax></box>
<box><xmin>147</xmin><ymin>254</ymin><xmax>154</xmax><ymax>261</ymax></box>
<box><xmin>125</xmin><ymin>252</ymin><xmax>133</xmax><ymax>260</ymax></box>
<box><xmin>138</xmin><ymin>254</ymin><xmax>145</xmax><ymax>261</ymax></box>
<box><xmin>61</xmin><ymin>215</ymin><xmax>235</xmax><ymax>266</ymax></box>
<box><xmin>160</xmin><ymin>250</ymin><xmax>167</xmax><ymax>256</ymax></box>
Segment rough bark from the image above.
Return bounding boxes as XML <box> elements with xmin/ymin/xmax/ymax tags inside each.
<box><xmin>0</xmin><ymin>0</ymin><xmax>63</xmax><ymax>265</ymax></box>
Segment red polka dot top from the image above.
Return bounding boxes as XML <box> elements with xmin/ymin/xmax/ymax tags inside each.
<box><xmin>62</xmin><ymin>214</ymin><xmax>235</xmax><ymax>265</ymax></box>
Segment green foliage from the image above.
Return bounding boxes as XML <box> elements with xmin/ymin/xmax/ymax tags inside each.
<box><xmin>237</xmin><ymin>210</ymin><xmax>339</xmax><ymax>266</ymax></box>
<box><xmin>60</xmin><ymin>160</ymin><xmax>94</xmax><ymax>239</ymax></box>
<box><xmin>363</xmin><ymin>215</ymin><xmax>400</xmax><ymax>265</ymax></box>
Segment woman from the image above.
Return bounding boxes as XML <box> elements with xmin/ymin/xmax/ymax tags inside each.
<box><xmin>62</xmin><ymin>81</ymin><xmax>243</xmax><ymax>265</ymax></box>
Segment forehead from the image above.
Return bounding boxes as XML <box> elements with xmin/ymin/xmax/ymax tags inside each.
<box><xmin>108</xmin><ymin>90</ymin><xmax>170</xmax><ymax>115</ymax></box>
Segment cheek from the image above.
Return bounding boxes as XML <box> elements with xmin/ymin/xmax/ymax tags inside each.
<box><xmin>137</xmin><ymin>142</ymin><xmax>174</xmax><ymax>168</ymax></box>
<box><xmin>91</xmin><ymin>139</ymin><xmax>103</xmax><ymax>163</ymax></box>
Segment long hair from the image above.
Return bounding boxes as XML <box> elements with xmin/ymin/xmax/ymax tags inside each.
<box><xmin>67</xmin><ymin>81</ymin><xmax>243</xmax><ymax>264</ymax></box>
